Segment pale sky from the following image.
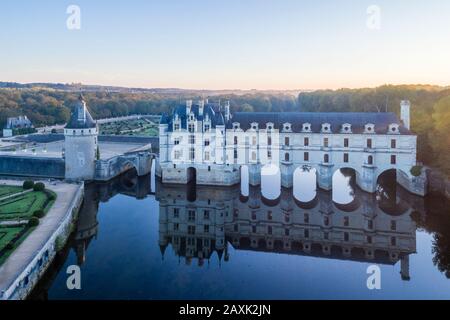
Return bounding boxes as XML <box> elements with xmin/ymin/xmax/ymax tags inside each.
<box><xmin>1</xmin><ymin>0</ymin><xmax>449</xmax><ymax>90</ymax></box>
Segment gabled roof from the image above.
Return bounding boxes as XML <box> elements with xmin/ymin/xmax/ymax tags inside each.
<box><xmin>163</xmin><ymin>101</ymin><xmax>226</xmax><ymax>131</ymax></box>
<box><xmin>226</xmin><ymin>112</ymin><xmax>410</xmax><ymax>134</ymax></box>
<box><xmin>66</xmin><ymin>95</ymin><xmax>97</xmax><ymax>129</ymax></box>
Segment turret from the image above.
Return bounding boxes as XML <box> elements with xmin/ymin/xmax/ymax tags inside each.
<box><xmin>64</xmin><ymin>94</ymin><xmax>98</xmax><ymax>181</ymax></box>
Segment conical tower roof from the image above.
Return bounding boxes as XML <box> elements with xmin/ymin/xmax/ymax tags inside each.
<box><xmin>66</xmin><ymin>94</ymin><xmax>97</xmax><ymax>129</ymax></box>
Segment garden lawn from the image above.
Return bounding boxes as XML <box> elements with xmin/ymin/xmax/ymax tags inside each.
<box><xmin>0</xmin><ymin>191</ymin><xmax>52</xmax><ymax>220</ymax></box>
<box><xmin>0</xmin><ymin>226</ymin><xmax>25</xmax><ymax>251</ymax></box>
<box><xmin>0</xmin><ymin>186</ymin><xmax>23</xmax><ymax>198</ymax></box>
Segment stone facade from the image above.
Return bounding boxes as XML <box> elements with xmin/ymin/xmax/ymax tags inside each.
<box><xmin>159</xmin><ymin>100</ymin><xmax>425</xmax><ymax>196</ymax></box>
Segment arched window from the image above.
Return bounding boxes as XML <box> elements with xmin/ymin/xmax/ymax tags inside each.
<box><xmin>368</xmin><ymin>155</ymin><xmax>373</xmax><ymax>165</ymax></box>
<box><xmin>285</xmin><ymin>153</ymin><xmax>290</xmax><ymax>162</ymax></box>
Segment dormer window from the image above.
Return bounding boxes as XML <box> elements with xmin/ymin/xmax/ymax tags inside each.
<box><xmin>283</xmin><ymin>123</ymin><xmax>292</xmax><ymax>132</ymax></box>
<box><xmin>266</xmin><ymin>122</ymin><xmax>274</xmax><ymax>131</ymax></box>
<box><xmin>302</xmin><ymin>123</ymin><xmax>311</xmax><ymax>132</ymax></box>
<box><xmin>174</xmin><ymin>123</ymin><xmax>180</xmax><ymax>131</ymax></box>
<box><xmin>233</xmin><ymin>122</ymin><xmax>240</xmax><ymax>130</ymax></box>
<box><xmin>251</xmin><ymin>122</ymin><xmax>259</xmax><ymax>131</ymax></box>
<box><xmin>341</xmin><ymin>123</ymin><xmax>352</xmax><ymax>133</ymax></box>
<box><xmin>388</xmin><ymin>124</ymin><xmax>400</xmax><ymax>134</ymax></box>
<box><xmin>364</xmin><ymin>124</ymin><xmax>375</xmax><ymax>134</ymax></box>
<box><xmin>321</xmin><ymin>123</ymin><xmax>331</xmax><ymax>133</ymax></box>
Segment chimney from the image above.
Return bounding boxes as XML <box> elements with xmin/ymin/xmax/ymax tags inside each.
<box><xmin>198</xmin><ymin>100</ymin><xmax>205</xmax><ymax>116</ymax></box>
<box><xmin>224</xmin><ymin>101</ymin><xmax>231</xmax><ymax>121</ymax></box>
<box><xmin>400</xmin><ymin>100</ymin><xmax>411</xmax><ymax>130</ymax></box>
<box><xmin>186</xmin><ymin>100</ymin><xmax>192</xmax><ymax>115</ymax></box>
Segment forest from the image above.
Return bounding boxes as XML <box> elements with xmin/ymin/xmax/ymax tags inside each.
<box><xmin>0</xmin><ymin>84</ymin><xmax>448</xmax><ymax>176</ymax></box>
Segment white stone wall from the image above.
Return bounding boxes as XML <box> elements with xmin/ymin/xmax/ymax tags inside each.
<box><xmin>64</xmin><ymin>128</ymin><xmax>97</xmax><ymax>181</ymax></box>
<box><xmin>159</xmin><ymin>114</ymin><xmax>420</xmax><ymax>194</ymax></box>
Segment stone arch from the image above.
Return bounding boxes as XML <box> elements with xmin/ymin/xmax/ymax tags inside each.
<box><xmin>240</xmin><ymin>165</ymin><xmax>250</xmax><ymax>198</ymax></box>
<box><xmin>261</xmin><ymin>163</ymin><xmax>281</xmax><ymax>200</ymax></box>
<box><xmin>332</xmin><ymin>167</ymin><xmax>361</xmax><ymax>205</ymax></box>
<box><xmin>293</xmin><ymin>166</ymin><xmax>318</xmax><ymax>203</ymax></box>
<box><xmin>119</xmin><ymin>159</ymin><xmax>139</xmax><ymax>176</ymax></box>
<box><xmin>187</xmin><ymin>167</ymin><xmax>197</xmax><ymax>184</ymax></box>
<box><xmin>376</xmin><ymin>168</ymin><xmax>411</xmax><ymax>215</ymax></box>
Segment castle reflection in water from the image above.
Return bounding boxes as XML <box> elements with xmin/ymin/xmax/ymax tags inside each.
<box><xmin>70</xmin><ymin>169</ymin><xmax>429</xmax><ymax>285</ymax></box>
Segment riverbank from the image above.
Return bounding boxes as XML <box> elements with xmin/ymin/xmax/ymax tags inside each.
<box><xmin>0</xmin><ymin>180</ymin><xmax>84</xmax><ymax>300</ymax></box>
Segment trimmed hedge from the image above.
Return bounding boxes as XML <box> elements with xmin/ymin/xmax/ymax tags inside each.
<box><xmin>23</xmin><ymin>180</ymin><xmax>35</xmax><ymax>190</ymax></box>
<box><xmin>33</xmin><ymin>210</ymin><xmax>45</xmax><ymax>218</ymax></box>
<box><xmin>33</xmin><ymin>182</ymin><xmax>45</xmax><ymax>192</ymax></box>
<box><xmin>410</xmin><ymin>166</ymin><xmax>423</xmax><ymax>177</ymax></box>
<box><xmin>28</xmin><ymin>217</ymin><xmax>40</xmax><ymax>227</ymax></box>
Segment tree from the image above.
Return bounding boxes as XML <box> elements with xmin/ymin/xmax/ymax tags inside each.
<box><xmin>241</xmin><ymin>103</ymin><xmax>254</xmax><ymax>112</ymax></box>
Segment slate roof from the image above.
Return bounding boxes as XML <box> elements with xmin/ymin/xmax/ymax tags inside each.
<box><xmin>163</xmin><ymin>102</ymin><xmax>226</xmax><ymax>131</ymax></box>
<box><xmin>66</xmin><ymin>95</ymin><xmax>97</xmax><ymax>129</ymax></box>
<box><xmin>226</xmin><ymin>112</ymin><xmax>410</xmax><ymax>134</ymax></box>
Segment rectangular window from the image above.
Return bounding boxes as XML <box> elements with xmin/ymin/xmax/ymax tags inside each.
<box><xmin>368</xmin><ymin>220</ymin><xmax>373</xmax><ymax>230</ymax></box>
<box><xmin>174</xmin><ymin>150</ymin><xmax>181</xmax><ymax>160</ymax></box>
<box><xmin>252</xmin><ymin>152</ymin><xmax>256</xmax><ymax>161</ymax></box>
<box><xmin>188</xmin><ymin>210</ymin><xmax>196</xmax><ymax>221</ymax></box>
<box><xmin>268</xmin><ymin>226</ymin><xmax>272</xmax><ymax>235</ymax></box>
<box><xmin>391</xmin><ymin>155</ymin><xmax>396</xmax><ymax>165</ymax></box>
<box><xmin>204</xmin><ymin>124</ymin><xmax>210</xmax><ymax>132</ymax></box>
<box><xmin>174</xmin><ymin>123</ymin><xmax>180</xmax><ymax>131</ymax></box>
<box><xmin>204</xmin><ymin>151</ymin><xmax>210</xmax><ymax>161</ymax></box>
<box><xmin>252</xmin><ymin>136</ymin><xmax>257</xmax><ymax>145</ymax></box>
<box><xmin>188</xmin><ymin>225</ymin><xmax>196</xmax><ymax>235</ymax></box>
<box><xmin>189</xmin><ymin>135</ymin><xmax>195</xmax><ymax>144</ymax></box>
<box><xmin>344</xmin><ymin>138</ymin><xmax>349</xmax><ymax>148</ymax></box>
<box><xmin>173</xmin><ymin>208</ymin><xmax>180</xmax><ymax>218</ymax></box>
<box><xmin>204</xmin><ymin>140</ymin><xmax>210</xmax><ymax>146</ymax></box>
<box><xmin>285</xmin><ymin>229</ymin><xmax>289</xmax><ymax>236</ymax></box>
<box><xmin>234</xmin><ymin>136</ymin><xmax>238</xmax><ymax>145</ymax></box>
<box><xmin>252</xmin><ymin>225</ymin><xmax>257</xmax><ymax>233</ymax></box>
<box><xmin>324</xmin><ymin>138</ymin><xmax>329</xmax><ymax>147</ymax></box>
<box><xmin>267</xmin><ymin>150</ymin><xmax>272</xmax><ymax>160</ymax></box>
<box><xmin>174</xmin><ymin>223</ymin><xmax>179</xmax><ymax>231</ymax></box>
<box><xmin>367</xmin><ymin>236</ymin><xmax>372</xmax><ymax>244</ymax></box>
<box><xmin>304</xmin><ymin>229</ymin><xmax>309</xmax><ymax>238</ymax></box>
<box><xmin>204</xmin><ymin>210</ymin><xmax>210</xmax><ymax>220</ymax></box>
<box><xmin>391</xmin><ymin>139</ymin><xmax>396</xmax><ymax>149</ymax></box>
<box><xmin>344</xmin><ymin>216</ymin><xmax>349</xmax><ymax>227</ymax></box>
<box><xmin>367</xmin><ymin>139</ymin><xmax>372</xmax><ymax>149</ymax></box>
<box><xmin>324</xmin><ymin>154</ymin><xmax>329</xmax><ymax>163</ymax></box>
<box><xmin>234</xmin><ymin>149</ymin><xmax>238</xmax><ymax>159</ymax></box>
<box><xmin>304</xmin><ymin>137</ymin><xmax>309</xmax><ymax>146</ymax></box>
<box><xmin>204</xmin><ymin>225</ymin><xmax>209</xmax><ymax>233</ymax></box>
<box><xmin>267</xmin><ymin>136</ymin><xmax>272</xmax><ymax>146</ymax></box>
<box><xmin>304</xmin><ymin>213</ymin><xmax>309</xmax><ymax>224</ymax></box>
<box><xmin>344</xmin><ymin>232</ymin><xmax>349</xmax><ymax>242</ymax></box>
<box><xmin>304</xmin><ymin>152</ymin><xmax>309</xmax><ymax>161</ymax></box>
<box><xmin>188</xmin><ymin>123</ymin><xmax>195</xmax><ymax>133</ymax></box>
<box><xmin>391</xmin><ymin>220</ymin><xmax>397</xmax><ymax>231</ymax></box>
<box><xmin>344</xmin><ymin>153</ymin><xmax>349</xmax><ymax>163</ymax></box>
<box><xmin>285</xmin><ymin>137</ymin><xmax>290</xmax><ymax>146</ymax></box>
<box><xmin>174</xmin><ymin>138</ymin><xmax>180</xmax><ymax>145</ymax></box>
<box><xmin>189</xmin><ymin>148</ymin><xmax>195</xmax><ymax>161</ymax></box>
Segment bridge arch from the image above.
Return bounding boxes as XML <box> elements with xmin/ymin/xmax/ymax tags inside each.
<box><xmin>293</xmin><ymin>166</ymin><xmax>318</xmax><ymax>203</ymax></box>
<box><xmin>261</xmin><ymin>163</ymin><xmax>281</xmax><ymax>200</ymax></box>
<box><xmin>332</xmin><ymin>167</ymin><xmax>361</xmax><ymax>207</ymax></box>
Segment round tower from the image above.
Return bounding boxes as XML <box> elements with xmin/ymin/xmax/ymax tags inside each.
<box><xmin>64</xmin><ymin>94</ymin><xmax>98</xmax><ymax>181</ymax></box>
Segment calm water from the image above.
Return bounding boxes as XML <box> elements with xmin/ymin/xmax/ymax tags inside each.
<box><xmin>30</xmin><ymin>168</ymin><xmax>450</xmax><ymax>300</ymax></box>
